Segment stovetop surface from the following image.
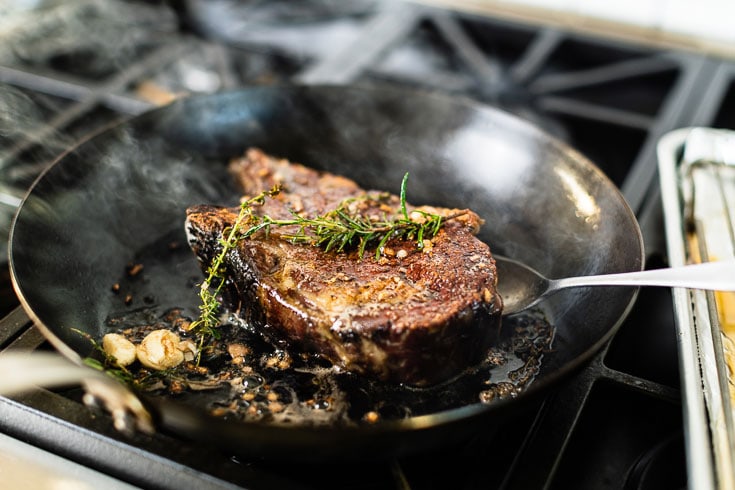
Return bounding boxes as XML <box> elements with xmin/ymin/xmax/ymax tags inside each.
<box><xmin>2</xmin><ymin>1</ymin><xmax>735</xmax><ymax>488</ymax></box>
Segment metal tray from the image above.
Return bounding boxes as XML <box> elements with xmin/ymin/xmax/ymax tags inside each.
<box><xmin>658</xmin><ymin>127</ymin><xmax>735</xmax><ymax>490</ymax></box>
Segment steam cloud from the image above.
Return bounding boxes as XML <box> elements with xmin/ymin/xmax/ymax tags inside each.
<box><xmin>0</xmin><ymin>0</ymin><xmax>177</xmax><ymax>77</ymax></box>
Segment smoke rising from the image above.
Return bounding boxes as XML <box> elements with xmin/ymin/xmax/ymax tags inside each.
<box><xmin>0</xmin><ymin>0</ymin><xmax>178</xmax><ymax>254</ymax></box>
<box><xmin>0</xmin><ymin>0</ymin><xmax>177</xmax><ymax>78</ymax></box>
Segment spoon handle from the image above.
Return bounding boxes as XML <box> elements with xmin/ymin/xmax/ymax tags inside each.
<box><xmin>553</xmin><ymin>260</ymin><xmax>735</xmax><ymax>291</ymax></box>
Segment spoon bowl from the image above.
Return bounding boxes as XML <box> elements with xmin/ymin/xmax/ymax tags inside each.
<box><xmin>495</xmin><ymin>256</ymin><xmax>735</xmax><ymax>316</ymax></box>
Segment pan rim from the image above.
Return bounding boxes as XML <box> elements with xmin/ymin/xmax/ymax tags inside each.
<box><xmin>7</xmin><ymin>83</ymin><xmax>644</xmax><ymax>443</ymax></box>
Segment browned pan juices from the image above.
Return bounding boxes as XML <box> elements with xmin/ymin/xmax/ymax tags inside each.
<box><xmin>99</xmin><ymin>230</ymin><xmax>554</xmax><ymax>426</ymax></box>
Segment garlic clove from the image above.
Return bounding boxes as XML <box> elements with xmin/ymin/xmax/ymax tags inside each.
<box><xmin>136</xmin><ymin>329</ymin><xmax>184</xmax><ymax>370</ymax></box>
<box><xmin>178</xmin><ymin>338</ymin><xmax>198</xmax><ymax>362</ymax></box>
<box><xmin>101</xmin><ymin>333</ymin><xmax>137</xmax><ymax>367</ymax></box>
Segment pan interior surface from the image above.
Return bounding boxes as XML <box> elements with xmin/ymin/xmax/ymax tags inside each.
<box><xmin>9</xmin><ymin>85</ymin><xmax>643</xmax><ymax>456</ymax></box>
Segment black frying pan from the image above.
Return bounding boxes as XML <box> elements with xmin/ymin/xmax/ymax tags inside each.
<box><xmin>9</xmin><ymin>85</ymin><xmax>643</xmax><ymax>459</ymax></box>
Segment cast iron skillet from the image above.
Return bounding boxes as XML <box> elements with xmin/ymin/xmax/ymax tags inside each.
<box><xmin>9</xmin><ymin>85</ymin><xmax>643</xmax><ymax>459</ymax></box>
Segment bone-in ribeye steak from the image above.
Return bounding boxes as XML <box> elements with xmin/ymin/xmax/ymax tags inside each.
<box><xmin>185</xmin><ymin>148</ymin><xmax>503</xmax><ymax>386</ymax></box>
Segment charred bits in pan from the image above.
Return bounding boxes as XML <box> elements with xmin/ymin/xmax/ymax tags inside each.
<box><xmin>87</xmin><ymin>227</ymin><xmax>555</xmax><ymax>426</ymax></box>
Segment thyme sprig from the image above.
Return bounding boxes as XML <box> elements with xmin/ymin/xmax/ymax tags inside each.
<box><xmin>187</xmin><ymin>186</ymin><xmax>282</xmax><ymax>353</ymax></box>
<box><xmin>188</xmin><ymin>172</ymin><xmax>463</xmax><ymax>350</ymax></box>
<box><xmin>274</xmin><ymin>173</ymin><xmax>463</xmax><ymax>260</ymax></box>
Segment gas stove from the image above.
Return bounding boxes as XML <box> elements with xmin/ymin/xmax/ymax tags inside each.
<box><xmin>2</xmin><ymin>1</ymin><xmax>735</xmax><ymax>488</ymax></box>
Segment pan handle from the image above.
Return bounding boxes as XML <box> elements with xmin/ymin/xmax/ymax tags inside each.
<box><xmin>0</xmin><ymin>351</ymin><xmax>154</xmax><ymax>434</ymax></box>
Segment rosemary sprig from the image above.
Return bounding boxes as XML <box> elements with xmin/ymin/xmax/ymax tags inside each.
<box><xmin>188</xmin><ymin>173</ymin><xmax>463</xmax><ymax>351</ymax></box>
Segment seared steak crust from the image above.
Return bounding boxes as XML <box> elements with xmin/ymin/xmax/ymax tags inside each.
<box><xmin>185</xmin><ymin>149</ymin><xmax>502</xmax><ymax>386</ymax></box>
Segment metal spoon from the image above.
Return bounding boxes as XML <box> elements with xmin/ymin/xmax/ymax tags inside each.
<box><xmin>0</xmin><ymin>351</ymin><xmax>154</xmax><ymax>433</ymax></box>
<box><xmin>495</xmin><ymin>256</ymin><xmax>735</xmax><ymax>315</ymax></box>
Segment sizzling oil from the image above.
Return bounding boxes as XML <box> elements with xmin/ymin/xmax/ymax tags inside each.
<box><xmin>95</xmin><ymin>229</ymin><xmax>554</xmax><ymax>426</ymax></box>
<box><xmin>102</xmin><ymin>306</ymin><xmax>553</xmax><ymax>426</ymax></box>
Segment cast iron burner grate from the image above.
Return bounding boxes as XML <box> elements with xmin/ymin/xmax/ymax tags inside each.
<box><xmin>2</xmin><ymin>0</ymin><xmax>734</xmax><ymax>487</ymax></box>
